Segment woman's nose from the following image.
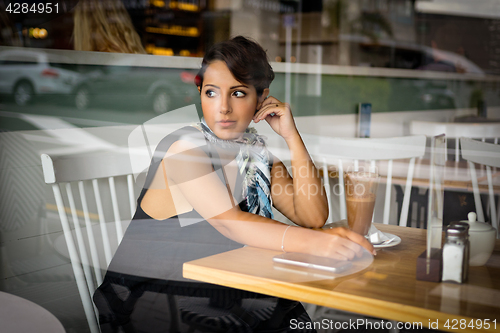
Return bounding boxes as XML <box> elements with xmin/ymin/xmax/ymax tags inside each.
<box><xmin>220</xmin><ymin>95</ymin><xmax>231</xmax><ymax>114</ymax></box>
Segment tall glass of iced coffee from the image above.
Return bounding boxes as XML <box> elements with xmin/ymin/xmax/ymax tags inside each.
<box><xmin>344</xmin><ymin>171</ymin><xmax>379</xmax><ymax>236</ymax></box>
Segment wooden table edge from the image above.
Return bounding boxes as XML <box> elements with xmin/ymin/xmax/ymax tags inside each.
<box><xmin>183</xmin><ymin>257</ymin><xmax>498</xmax><ymax>333</ymax></box>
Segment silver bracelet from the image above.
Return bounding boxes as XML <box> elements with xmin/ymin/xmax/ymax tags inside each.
<box><xmin>281</xmin><ymin>226</ymin><xmax>291</xmax><ymax>252</ymax></box>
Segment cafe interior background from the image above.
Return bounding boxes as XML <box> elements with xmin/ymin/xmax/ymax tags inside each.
<box><xmin>1</xmin><ymin>0</ymin><xmax>499</xmax><ymax>332</ymax></box>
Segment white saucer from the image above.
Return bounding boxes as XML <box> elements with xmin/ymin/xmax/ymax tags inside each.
<box><xmin>372</xmin><ymin>232</ymin><xmax>401</xmax><ymax>248</ymax></box>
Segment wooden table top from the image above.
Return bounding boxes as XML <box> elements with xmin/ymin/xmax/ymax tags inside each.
<box><xmin>183</xmin><ymin>224</ymin><xmax>500</xmax><ymax>333</ymax></box>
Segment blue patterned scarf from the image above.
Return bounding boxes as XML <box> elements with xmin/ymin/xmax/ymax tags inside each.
<box><xmin>194</xmin><ymin>119</ymin><xmax>274</xmax><ymax>219</ymax></box>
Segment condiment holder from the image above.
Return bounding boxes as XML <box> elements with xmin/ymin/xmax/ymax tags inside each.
<box><xmin>461</xmin><ymin>212</ymin><xmax>496</xmax><ymax>266</ymax></box>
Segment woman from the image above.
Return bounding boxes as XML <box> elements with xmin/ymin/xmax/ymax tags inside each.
<box><xmin>143</xmin><ymin>36</ymin><xmax>373</xmax><ymax>259</ymax></box>
<box><xmin>94</xmin><ymin>36</ymin><xmax>374</xmax><ymax>333</ymax></box>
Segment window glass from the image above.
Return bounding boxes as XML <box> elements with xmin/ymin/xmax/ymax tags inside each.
<box><xmin>1</xmin><ymin>3</ymin><xmax>500</xmax><ymax>333</ymax></box>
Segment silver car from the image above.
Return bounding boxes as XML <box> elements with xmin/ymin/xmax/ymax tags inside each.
<box><xmin>0</xmin><ymin>49</ymin><xmax>87</xmax><ymax>107</ymax></box>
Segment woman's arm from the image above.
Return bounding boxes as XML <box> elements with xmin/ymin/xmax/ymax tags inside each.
<box><xmin>164</xmin><ymin>138</ymin><xmax>374</xmax><ymax>260</ymax></box>
<box><xmin>213</xmin><ymin>208</ymin><xmax>372</xmax><ymax>260</ymax></box>
<box><xmin>254</xmin><ymin>97</ymin><xmax>328</xmax><ymax>228</ymax></box>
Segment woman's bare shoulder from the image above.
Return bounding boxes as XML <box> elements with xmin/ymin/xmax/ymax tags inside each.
<box><xmin>162</xmin><ymin>127</ymin><xmax>214</xmax><ymax>183</ymax></box>
<box><xmin>164</xmin><ymin>126</ymin><xmax>209</xmax><ymax>159</ymax></box>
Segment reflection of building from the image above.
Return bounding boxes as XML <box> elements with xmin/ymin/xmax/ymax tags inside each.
<box><xmin>276</xmin><ymin>0</ymin><xmax>418</xmax><ymax>67</ymax></box>
<box><xmin>0</xmin><ymin>0</ymin><xmax>77</xmax><ymax>50</ymax></box>
<box><xmin>3</xmin><ymin>0</ymin><xmax>499</xmax><ymax>75</ymax></box>
<box><xmin>208</xmin><ymin>0</ymin><xmax>294</xmax><ymax>61</ymax></box>
<box><xmin>143</xmin><ymin>0</ymin><xmax>206</xmax><ymax>56</ymax></box>
<box><xmin>415</xmin><ymin>2</ymin><xmax>500</xmax><ymax>75</ymax></box>
<box><xmin>248</xmin><ymin>0</ymin><xmax>416</xmax><ymax>66</ymax></box>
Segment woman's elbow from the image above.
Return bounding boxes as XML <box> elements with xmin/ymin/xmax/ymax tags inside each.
<box><xmin>298</xmin><ymin>208</ymin><xmax>328</xmax><ymax>228</ymax></box>
<box><xmin>309</xmin><ymin>198</ymin><xmax>329</xmax><ymax>227</ymax></box>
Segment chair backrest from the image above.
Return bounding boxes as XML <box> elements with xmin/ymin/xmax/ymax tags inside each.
<box><xmin>305</xmin><ymin>135</ymin><xmax>426</xmax><ymax>226</ymax></box>
<box><xmin>41</xmin><ymin>150</ymin><xmax>136</xmax><ymax>333</ymax></box>
<box><xmin>410</xmin><ymin>120</ymin><xmax>500</xmax><ymax>162</ymax></box>
<box><xmin>460</xmin><ymin>137</ymin><xmax>500</xmax><ymax>236</ymax></box>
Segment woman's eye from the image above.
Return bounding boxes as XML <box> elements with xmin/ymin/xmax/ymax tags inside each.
<box><xmin>205</xmin><ymin>90</ymin><xmax>216</xmax><ymax>97</ymax></box>
<box><xmin>233</xmin><ymin>91</ymin><xmax>246</xmax><ymax>97</ymax></box>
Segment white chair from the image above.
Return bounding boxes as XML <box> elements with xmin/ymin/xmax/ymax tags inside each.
<box><xmin>40</xmin><ymin>107</ymin><xmax>200</xmax><ymax>333</ymax></box>
<box><xmin>304</xmin><ymin>135</ymin><xmax>426</xmax><ymax>327</ymax></box>
<box><xmin>410</xmin><ymin>120</ymin><xmax>500</xmax><ymax>162</ymax></box>
<box><xmin>460</xmin><ymin>137</ymin><xmax>500</xmax><ymax>236</ymax></box>
<box><xmin>41</xmin><ymin>150</ymin><xmax>136</xmax><ymax>333</ymax></box>
<box><xmin>305</xmin><ymin>135</ymin><xmax>427</xmax><ymax>227</ymax></box>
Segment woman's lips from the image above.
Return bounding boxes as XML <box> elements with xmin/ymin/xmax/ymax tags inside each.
<box><xmin>217</xmin><ymin>120</ymin><xmax>236</xmax><ymax>127</ymax></box>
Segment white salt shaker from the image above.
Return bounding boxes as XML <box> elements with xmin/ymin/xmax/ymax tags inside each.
<box><xmin>442</xmin><ymin>223</ymin><xmax>469</xmax><ymax>283</ymax></box>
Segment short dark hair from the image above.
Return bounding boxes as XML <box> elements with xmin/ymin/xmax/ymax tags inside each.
<box><xmin>196</xmin><ymin>36</ymin><xmax>275</xmax><ymax>96</ymax></box>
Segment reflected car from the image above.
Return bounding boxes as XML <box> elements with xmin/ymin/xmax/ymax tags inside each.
<box><xmin>358</xmin><ymin>41</ymin><xmax>486</xmax><ymax>110</ymax></box>
<box><xmin>0</xmin><ymin>49</ymin><xmax>88</xmax><ymax>107</ymax></box>
<box><xmin>75</xmin><ymin>65</ymin><xmax>199</xmax><ymax>113</ymax></box>
<box><xmin>358</xmin><ymin>40</ymin><xmax>485</xmax><ymax>75</ymax></box>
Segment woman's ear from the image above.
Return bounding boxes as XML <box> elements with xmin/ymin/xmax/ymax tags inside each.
<box><xmin>256</xmin><ymin>88</ymin><xmax>270</xmax><ymax>109</ymax></box>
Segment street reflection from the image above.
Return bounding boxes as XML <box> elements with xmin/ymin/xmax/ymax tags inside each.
<box><xmin>0</xmin><ymin>49</ymin><xmax>89</xmax><ymax>107</ymax></box>
<box><xmin>0</xmin><ymin>49</ymin><xmax>199</xmax><ymax>115</ymax></box>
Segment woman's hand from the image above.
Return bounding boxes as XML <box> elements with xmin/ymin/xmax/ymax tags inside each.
<box><xmin>315</xmin><ymin>227</ymin><xmax>376</xmax><ymax>259</ymax></box>
<box><xmin>253</xmin><ymin>96</ymin><xmax>298</xmax><ymax>141</ymax></box>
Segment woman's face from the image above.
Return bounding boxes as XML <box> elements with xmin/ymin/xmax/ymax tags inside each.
<box><xmin>199</xmin><ymin>60</ymin><xmax>266</xmax><ymax>141</ymax></box>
